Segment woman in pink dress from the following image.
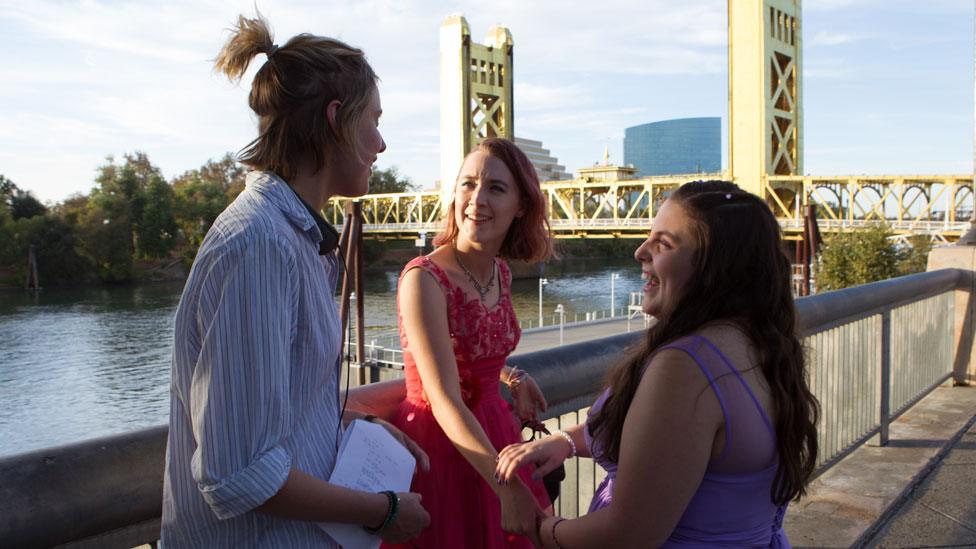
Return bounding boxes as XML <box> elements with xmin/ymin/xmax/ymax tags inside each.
<box><xmin>383</xmin><ymin>137</ymin><xmax>554</xmax><ymax>548</ymax></box>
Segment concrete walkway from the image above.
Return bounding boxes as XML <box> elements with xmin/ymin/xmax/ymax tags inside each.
<box><xmin>785</xmin><ymin>385</ymin><xmax>976</xmax><ymax>548</ymax></box>
<box><xmin>862</xmin><ymin>412</ymin><xmax>976</xmax><ymax>548</ymax></box>
<box><xmin>514</xmin><ymin>315</ymin><xmax>646</xmax><ymax>354</ymax></box>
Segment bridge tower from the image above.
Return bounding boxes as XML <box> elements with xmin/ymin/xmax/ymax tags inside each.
<box><xmin>439</xmin><ymin>15</ymin><xmax>514</xmax><ymax>195</ymax></box>
<box><xmin>728</xmin><ymin>0</ymin><xmax>803</xmax><ymax>197</ymax></box>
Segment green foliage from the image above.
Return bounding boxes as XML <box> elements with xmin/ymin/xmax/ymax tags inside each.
<box><xmin>78</xmin><ymin>152</ymin><xmax>180</xmax><ymax>278</ymax></box>
<box><xmin>137</xmin><ymin>177</ymin><xmax>177</xmax><ymax>259</ymax></box>
<box><xmin>0</xmin><ymin>208</ymin><xmax>12</xmax><ymax>266</ymax></box>
<box><xmin>368</xmin><ymin>166</ymin><xmax>417</xmax><ymax>194</ymax></box>
<box><xmin>1</xmin><ymin>174</ymin><xmax>48</xmax><ymax>220</ymax></box>
<box><xmin>0</xmin><ymin>174</ymin><xmax>14</xmax><ymax>197</ymax></box>
<box><xmin>171</xmin><ymin>154</ymin><xmax>245</xmax><ymax>264</ymax></box>
<box><xmin>0</xmin><ymin>152</ymin><xmax>266</xmax><ymax>286</ymax></box>
<box><xmin>817</xmin><ymin>224</ymin><xmax>901</xmax><ymax>291</ymax></box>
<box><xmin>10</xmin><ymin>189</ymin><xmax>48</xmax><ymax>219</ymax></box>
<box><xmin>79</xmin><ymin>187</ymin><xmax>134</xmax><ymax>283</ymax></box>
<box><xmin>896</xmin><ymin>235</ymin><xmax>933</xmax><ymax>276</ymax></box>
<box><xmin>1</xmin><ymin>215</ymin><xmax>94</xmax><ymax>286</ymax></box>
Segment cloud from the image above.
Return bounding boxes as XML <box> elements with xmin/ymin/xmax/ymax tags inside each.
<box><xmin>809</xmin><ymin>31</ymin><xmax>865</xmax><ymax>46</ymax></box>
<box><xmin>516</xmin><ymin>83</ymin><xmax>592</xmax><ymax>110</ymax></box>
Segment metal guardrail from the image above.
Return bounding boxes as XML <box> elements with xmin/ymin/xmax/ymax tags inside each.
<box><xmin>0</xmin><ymin>269</ymin><xmax>969</xmax><ymax>546</ymax></box>
<box><xmin>351</xmin><ymin>218</ymin><xmax>972</xmax><ymax>237</ymax></box>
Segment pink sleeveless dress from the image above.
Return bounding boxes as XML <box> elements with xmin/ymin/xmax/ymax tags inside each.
<box><xmin>383</xmin><ymin>256</ymin><xmax>550</xmax><ymax>549</ymax></box>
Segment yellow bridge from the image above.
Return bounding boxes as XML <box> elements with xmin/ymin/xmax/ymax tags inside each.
<box><xmin>325</xmin><ymin>174</ymin><xmax>974</xmax><ymax>242</ymax></box>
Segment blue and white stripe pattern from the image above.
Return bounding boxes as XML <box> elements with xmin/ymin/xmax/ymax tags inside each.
<box><xmin>161</xmin><ymin>171</ymin><xmax>342</xmax><ymax>547</ymax></box>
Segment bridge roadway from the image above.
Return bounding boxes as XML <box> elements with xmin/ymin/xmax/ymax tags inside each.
<box><xmin>355</xmin><ymin>313</ymin><xmax>648</xmax><ymax>374</ymax></box>
<box><xmin>514</xmin><ymin>315</ymin><xmax>646</xmax><ymax>354</ymax></box>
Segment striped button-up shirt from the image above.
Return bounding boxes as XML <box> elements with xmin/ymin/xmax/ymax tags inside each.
<box><xmin>162</xmin><ymin>171</ymin><xmax>342</xmax><ymax>547</ymax></box>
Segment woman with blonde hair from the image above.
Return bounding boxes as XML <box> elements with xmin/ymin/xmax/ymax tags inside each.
<box><xmin>383</xmin><ymin>138</ymin><xmax>553</xmax><ymax>548</ymax></box>
<box><xmin>162</xmin><ymin>14</ymin><xmax>429</xmax><ymax>547</ymax></box>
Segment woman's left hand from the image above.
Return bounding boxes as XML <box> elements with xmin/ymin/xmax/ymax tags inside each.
<box><xmin>371</xmin><ymin>417</ymin><xmax>431</xmax><ymax>473</ymax></box>
<box><xmin>512</xmin><ymin>374</ymin><xmax>547</xmax><ymax>424</ymax></box>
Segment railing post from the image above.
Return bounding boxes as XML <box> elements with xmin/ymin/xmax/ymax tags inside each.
<box><xmin>879</xmin><ymin>310</ymin><xmax>891</xmax><ymax>446</ymax></box>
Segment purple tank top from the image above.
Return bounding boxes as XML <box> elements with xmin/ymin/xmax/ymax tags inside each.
<box><xmin>584</xmin><ymin>334</ymin><xmax>790</xmax><ymax>548</ymax></box>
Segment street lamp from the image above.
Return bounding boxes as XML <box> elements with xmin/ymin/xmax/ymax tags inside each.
<box><xmin>538</xmin><ymin>277</ymin><xmax>549</xmax><ymax>326</ymax></box>
<box><xmin>555</xmin><ymin>304</ymin><xmax>565</xmax><ymax>345</ymax></box>
<box><xmin>610</xmin><ymin>272</ymin><xmax>621</xmax><ymax>317</ymax></box>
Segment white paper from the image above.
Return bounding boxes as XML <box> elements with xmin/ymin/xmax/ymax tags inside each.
<box><xmin>319</xmin><ymin>419</ymin><xmax>417</xmax><ymax>549</ymax></box>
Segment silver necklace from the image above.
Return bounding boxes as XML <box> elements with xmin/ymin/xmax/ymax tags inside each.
<box><xmin>453</xmin><ymin>242</ymin><xmax>496</xmax><ymax>302</ymax></box>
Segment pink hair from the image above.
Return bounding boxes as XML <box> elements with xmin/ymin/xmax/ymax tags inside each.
<box><xmin>434</xmin><ymin>138</ymin><xmax>554</xmax><ymax>262</ymax></box>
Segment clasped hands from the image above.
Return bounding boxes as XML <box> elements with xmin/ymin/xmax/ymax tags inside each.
<box><xmin>495</xmin><ymin>419</ymin><xmax>575</xmax><ymax>546</ymax></box>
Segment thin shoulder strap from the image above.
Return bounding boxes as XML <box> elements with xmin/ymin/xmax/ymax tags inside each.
<box><xmin>692</xmin><ymin>335</ymin><xmax>776</xmax><ymax>438</ymax></box>
<box><xmin>657</xmin><ymin>336</ymin><xmax>734</xmax><ymax>463</ymax></box>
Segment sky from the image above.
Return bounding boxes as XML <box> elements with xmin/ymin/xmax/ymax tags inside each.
<box><xmin>0</xmin><ymin>0</ymin><xmax>973</xmax><ymax>204</ymax></box>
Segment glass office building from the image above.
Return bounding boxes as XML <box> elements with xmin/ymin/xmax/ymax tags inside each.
<box><xmin>624</xmin><ymin>117</ymin><xmax>721</xmax><ymax>176</ymax></box>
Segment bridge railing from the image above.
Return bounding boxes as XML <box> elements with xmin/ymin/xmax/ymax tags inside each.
<box><xmin>328</xmin><ymin>175</ymin><xmax>974</xmax><ymax>239</ymax></box>
<box><xmin>346</xmin><ymin>217</ymin><xmax>972</xmax><ymax>238</ymax></box>
<box><xmin>0</xmin><ymin>269</ymin><xmax>969</xmax><ymax>546</ymax></box>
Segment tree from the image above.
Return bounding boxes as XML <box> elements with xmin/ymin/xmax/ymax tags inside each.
<box><xmin>0</xmin><ymin>174</ymin><xmax>15</xmax><ymax>198</ymax></box>
<box><xmin>197</xmin><ymin>153</ymin><xmax>247</xmax><ymax>198</ymax></box>
<box><xmin>9</xmin><ymin>189</ymin><xmax>48</xmax><ymax>219</ymax></box>
<box><xmin>78</xmin><ymin>153</ymin><xmax>167</xmax><ymax>282</ymax></box>
<box><xmin>2</xmin><ymin>215</ymin><xmax>94</xmax><ymax>286</ymax></box>
<box><xmin>137</xmin><ymin>176</ymin><xmax>177</xmax><ymax>259</ymax></box>
<box><xmin>368</xmin><ymin>166</ymin><xmax>417</xmax><ymax>194</ymax></box>
<box><xmin>817</xmin><ymin>224</ymin><xmax>900</xmax><ymax>291</ymax></box>
<box><xmin>171</xmin><ymin>154</ymin><xmax>245</xmax><ymax>263</ymax></box>
<box><xmin>0</xmin><ymin>175</ymin><xmax>47</xmax><ymax>219</ymax></box>
<box><xmin>896</xmin><ymin>235</ymin><xmax>933</xmax><ymax>276</ymax></box>
<box><xmin>80</xmin><ymin>185</ymin><xmax>134</xmax><ymax>282</ymax></box>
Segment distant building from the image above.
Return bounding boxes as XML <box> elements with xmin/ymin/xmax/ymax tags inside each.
<box><xmin>624</xmin><ymin>117</ymin><xmax>721</xmax><ymax>176</ymax></box>
<box><xmin>515</xmin><ymin>137</ymin><xmax>570</xmax><ymax>181</ymax></box>
<box><xmin>575</xmin><ymin>146</ymin><xmax>638</xmax><ymax>182</ymax></box>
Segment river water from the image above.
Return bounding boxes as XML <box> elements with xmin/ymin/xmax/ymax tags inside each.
<box><xmin>0</xmin><ymin>257</ymin><xmax>645</xmax><ymax>457</ymax></box>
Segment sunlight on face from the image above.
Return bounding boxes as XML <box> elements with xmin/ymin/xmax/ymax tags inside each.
<box><xmin>634</xmin><ymin>199</ymin><xmax>698</xmax><ymax>318</ymax></box>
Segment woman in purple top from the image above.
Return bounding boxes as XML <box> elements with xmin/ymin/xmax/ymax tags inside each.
<box><xmin>496</xmin><ymin>181</ymin><xmax>820</xmax><ymax>547</ymax></box>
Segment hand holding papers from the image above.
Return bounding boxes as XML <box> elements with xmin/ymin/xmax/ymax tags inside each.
<box><xmin>319</xmin><ymin>419</ymin><xmax>417</xmax><ymax>548</ymax></box>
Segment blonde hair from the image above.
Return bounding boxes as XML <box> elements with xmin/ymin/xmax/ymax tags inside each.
<box><xmin>214</xmin><ymin>13</ymin><xmax>378</xmax><ymax>181</ymax></box>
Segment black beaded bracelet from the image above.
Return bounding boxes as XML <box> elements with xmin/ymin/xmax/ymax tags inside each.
<box><xmin>363</xmin><ymin>490</ymin><xmax>398</xmax><ymax>534</ymax></box>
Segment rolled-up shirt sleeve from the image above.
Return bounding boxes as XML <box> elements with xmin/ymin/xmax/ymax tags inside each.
<box><xmin>188</xmin><ymin>234</ymin><xmax>299</xmax><ymax>519</ymax></box>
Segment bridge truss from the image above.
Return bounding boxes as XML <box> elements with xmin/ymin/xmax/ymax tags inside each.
<box><xmin>324</xmin><ymin>174</ymin><xmax>974</xmax><ymax>242</ymax></box>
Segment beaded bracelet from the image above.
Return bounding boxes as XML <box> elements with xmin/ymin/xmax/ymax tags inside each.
<box><xmin>553</xmin><ymin>430</ymin><xmax>577</xmax><ymax>458</ymax></box>
<box><xmin>363</xmin><ymin>490</ymin><xmax>399</xmax><ymax>534</ymax></box>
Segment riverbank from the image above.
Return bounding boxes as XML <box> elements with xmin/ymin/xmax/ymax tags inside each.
<box><xmin>0</xmin><ymin>238</ymin><xmax>644</xmax><ymax>289</ymax></box>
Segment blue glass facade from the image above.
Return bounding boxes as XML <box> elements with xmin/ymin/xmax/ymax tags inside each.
<box><xmin>624</xmin><ymin>117</ymin><xmax>721</xmax><ymax>176</ymax></box>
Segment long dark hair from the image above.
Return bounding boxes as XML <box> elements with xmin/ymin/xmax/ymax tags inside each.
<box><xmin>588</xmin><ymin>180</ymin><xmax>819</xmax><ymax>505</ymax></box>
